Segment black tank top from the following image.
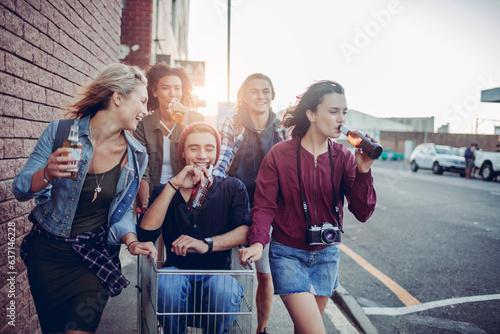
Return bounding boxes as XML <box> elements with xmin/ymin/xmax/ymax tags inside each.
<box><xmin>70</xmin><ymin>150</ymin><xmax>127</xmax><ymax>237</ymax></box>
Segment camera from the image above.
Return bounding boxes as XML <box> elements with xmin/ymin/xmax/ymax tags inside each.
<box><xmin>307</xmin><ymin>223</ymin><xmax>341</xmax><ymax>245</ymax></box>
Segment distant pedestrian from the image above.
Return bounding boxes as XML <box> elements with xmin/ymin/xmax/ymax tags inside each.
<box><xmin>464</xmin><ymin>143</ymin><xmax>476</xmax><ymax>178</ymax></box>
<box><xmin>239</xmin><ymin>81</ymin><xmax>377</xmax><ymax>334</ymax></box>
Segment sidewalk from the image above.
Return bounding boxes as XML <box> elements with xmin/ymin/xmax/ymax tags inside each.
<box><xmin>98</xmin><ymin>247</ymin><xmax>372</xmax><ymax>334</ymax></box>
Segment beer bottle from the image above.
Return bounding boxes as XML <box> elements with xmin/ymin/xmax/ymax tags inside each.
<box><xmin>187</xmin><ymin>165</ymin><xmax>213</xmax><ymax>211</ymax></box>
<box><xmin>169</xmin><ymin>98</ymin><xmax>184</xmax><ymax>123</ymax></box>
<box><xmin>62</xmin><ymin>125</ymin><xmax>82</xmax><ymax>179</ymax></box>
<box><xmin>338</xmin><ymin>125</ymin><xmax>383</xmax><ymax>159</ymax></box>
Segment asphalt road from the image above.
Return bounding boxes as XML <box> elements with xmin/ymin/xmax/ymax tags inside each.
<box><xmin>339</xmin><ymin>159</ymin><xmax>500</xmax><ymax>333</ymax></box>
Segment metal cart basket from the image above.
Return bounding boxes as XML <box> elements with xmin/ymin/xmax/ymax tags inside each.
<box><xmin>138</xmin><ymin>252</ymin><xmax>254</xmax><ymax>334</ymax></box>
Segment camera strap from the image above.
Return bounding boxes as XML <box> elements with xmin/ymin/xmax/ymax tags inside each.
<box><xmin>297</xmin><ymin>138</ymin><xmax>343</xmax><ymax>232</ymax></box>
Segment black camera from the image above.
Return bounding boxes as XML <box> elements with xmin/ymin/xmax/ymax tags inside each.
<box><xmin>307</xmin><ymin>223</ymin><xmax>341</xmax><ymax>245</ymax></box>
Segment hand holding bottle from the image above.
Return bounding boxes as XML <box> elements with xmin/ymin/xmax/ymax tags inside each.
<box><xmin>339</xmin><ymin>125</ymin><xmax>381</xmax><ymax>173</ymax></box>
<box><xmin>169</xmin><ymin>164</ymin><xmax>212</xmax><ymax>192</ymax></box>
<box><xmin>61</xmin><ymin>125</ymin><xmax>82</xmax><ymax>179</ymax></box>
<box><xmin>338</xmin><ymin>125</ymin><xmax>382</xmax><ymax>159</ymax></box>
<box><xmin>168</xmin><ymin>98</ymin><xmax>187</xmax><ymax>123</ymax></box>
<box><xmin>187</xmin><ymin>165</ymin><xmax>213</xmax><ymax>211</ymax></box>
<box><xmin>44</xmin><ymin>147</ymin><xmax>80</xmax><ymax>181</ymax></box>
<box><xmin>354</xmin><ymin>147</ymin><xmax>376</xmax><ymax>173</ymax></box>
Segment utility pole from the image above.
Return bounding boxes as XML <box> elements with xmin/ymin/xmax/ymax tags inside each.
<box><xmin>227</xmin><ymin>0</ymin><xmax>231</xmax><ymax>102</ymax></box>
<box><xmin>475</xmin><ymin>117</ymin><xmax>500</xmax><ymax>134</ymax></box>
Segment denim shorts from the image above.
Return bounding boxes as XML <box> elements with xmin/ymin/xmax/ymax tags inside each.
<box><xmin>269</xmin><ymin>239</ymin><xmax>340</xmax><ymax>296</ymax></box>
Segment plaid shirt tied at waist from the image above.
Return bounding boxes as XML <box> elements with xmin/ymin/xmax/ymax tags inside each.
<box><xmin>21</xmin><ymin>214</ymin><xmax>129</xmax><ymax>297</ymax></box>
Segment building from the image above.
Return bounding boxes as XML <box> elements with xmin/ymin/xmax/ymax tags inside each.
<box><xmin>120</xmin><ymin>0</ymin><xmax>206</xmax><ymax>108</ymax></box>
<box><xmin>383</xmin><ymin>116</ymin><xmax>434</xmax><ymax>133</ymax></box>
<box><xmin>338</xmin><ymin>109</ymin><xmax>499</xmax><ymax>159</ymax></box>
<box><xmin>120</xmin><ymin>0</ymin><xmax>191</xmax><ymax>69</ymax></box>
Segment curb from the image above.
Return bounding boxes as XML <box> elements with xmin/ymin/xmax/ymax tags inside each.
<box><xmin>332</xmin><ymin>285</ymin><xmax>379</xmax><ymax>334</ymax></box>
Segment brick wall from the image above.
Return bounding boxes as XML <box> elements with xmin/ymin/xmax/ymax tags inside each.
<box><xmin>121</xmin><ymin>0</ymin><xmax>153</xmax><ymax>69</ymax></box>
<box><xmin>0</xmin><ymin>1</ymin><xmax>121</xmax><ymax>333</ymax></box>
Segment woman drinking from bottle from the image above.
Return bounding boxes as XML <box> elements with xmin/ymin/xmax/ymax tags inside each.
<box><xmin>134</xmin><ymin>62</ymin><xmax>205</xmax><ymax>215</ymax></box>
<box><xmin>239</xmin><ymin>81</ymin><xmax>377</xmax><ymax>334</ymax></box>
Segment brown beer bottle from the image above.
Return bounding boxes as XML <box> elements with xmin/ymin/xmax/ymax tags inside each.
<box><xmin>338</xmin><ymin>125</ymin><xmax>383</xmax><ymax>159</ymax></box>
<box><xmin>169</xmin><ymin>98</ymin><xmax>184</xmax><ymax>123</ymax></box>
<box><xmin>62</xmin><ymin>125</ymin><xmax>82</xmax><ymax>179</ymax></box>
<box><xmin>187</xmin><ymin>165</ymin><xmax>213</xmax><ymax>211</ymax></box>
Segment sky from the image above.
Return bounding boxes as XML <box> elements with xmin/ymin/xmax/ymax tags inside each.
<box><xmin>187</xmin><ymin>0</ymin><xmax>500</xmax><ymax>134</ymax></box>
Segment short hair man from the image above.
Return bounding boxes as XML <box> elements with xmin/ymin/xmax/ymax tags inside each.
<box><xmin>214</xmin><ymin>74</ymin><xmax>288</xmax><ymax>334</ymax></box>
<box><xmin>464</xmin><ymin>143</ymin><xmax>476</xmax><ymax>179</ymax></box>
<box><xmin>138</xmin><ymin>122</ymin><xmax>251</xmax><ymax>334</ymax></box>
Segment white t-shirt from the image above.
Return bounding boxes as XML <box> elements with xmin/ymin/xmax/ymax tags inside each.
<box><xmin>159</xmin><ymin>120</ymin><xmax>175</xmax><ymax>184</ymax></box>
<box><xmin>160</xmin><ymin>135</ymin><xmax>174</xmax><ymax>184</ymax></box>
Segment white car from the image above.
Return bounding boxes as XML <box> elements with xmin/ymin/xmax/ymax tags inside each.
<box><xmin>474</xmin><ymin>150</ymin><xmax>500</xmax><ymax>181</ymax></box>
<box><xmin>410</xmin><ymin>143</ymin><xmax>466</xmax><ymax>175</ymax></box>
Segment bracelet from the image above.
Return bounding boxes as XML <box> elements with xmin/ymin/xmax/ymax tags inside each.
<box><xmin>42</xmin><ymin>166</ymin><xmax>51</xmax><ymax>184</ymax></box>
<box><xmin>168</xmin><ymin>180</ymin><xmax>178</xmax><ymax>191</ymax></box>
<box><xmin>126</xmin><ymin>240</ymin><xmax>139</xmax><ymax>249</ymax></box>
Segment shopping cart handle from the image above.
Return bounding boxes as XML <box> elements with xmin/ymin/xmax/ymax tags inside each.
<box><xmin>237</xmin><ymin>245</ymin><xmax>255</xmax><ymax>270</ymax></box>
<box><xmin>146</xmin><ymin>252</ymin><xmax>160</xmax><ymax>271</ymax></box>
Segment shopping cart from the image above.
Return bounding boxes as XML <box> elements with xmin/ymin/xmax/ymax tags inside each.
<box><xmin>137</xmin><ymin>250</ymin><xmax>254</xmax><ymax>334</ymax></box>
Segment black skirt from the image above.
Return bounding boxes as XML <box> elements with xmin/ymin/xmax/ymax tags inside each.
<box><xmin>27</xmin><ymin>235</ymin><xmax>109</xmax><ymax>333</ymax></box>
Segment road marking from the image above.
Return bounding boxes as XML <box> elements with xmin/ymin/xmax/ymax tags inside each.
<box><xmin>402</xmin><ymin>314</ymin><xmax>487</xmax><ymax>333</ymax></box>
<box><xmin>324</xmin><ymin>298</ymin><xmax>359</xmax><ymax>334</ymax></box>
<box><xmin>363</xmin><ymin>294</ymin><xmax>500</xmax><ymax>316</ymax></box>
<box><xmin>339</xmin><ymin>244</ymin><xmax>421</xmax><ymax>306</ymax></box>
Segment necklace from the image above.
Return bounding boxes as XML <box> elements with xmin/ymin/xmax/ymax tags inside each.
<box><xmin>160</xmin><ymin>120</ymin><xmax>176</xmax><ymax>140</ymax></box>
<box><xmin>90</xmin><ymin>124</ymin><xmax>122</xmax><ymax>203</ymax></box>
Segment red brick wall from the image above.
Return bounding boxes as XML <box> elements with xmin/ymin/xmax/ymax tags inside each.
<box><xmin>121</xmin><ymin>0</ymin><xmax>153</xmax><ymax>69</ymax></box>
<box><xmin>0</xmin><ymin>1</ymin><xmax>121</xmax><ymax>333</ymax></box>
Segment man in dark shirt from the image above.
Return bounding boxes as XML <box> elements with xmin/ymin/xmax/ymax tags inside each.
<box><xmin>138</xmin><ymin>122</ymin><xmax>251</xmax><ymax>334</ymax></box>
<box><xmin>214</xmin><ymin>74</ymin><xmax>287</xmax><ymax>334</ymax></box>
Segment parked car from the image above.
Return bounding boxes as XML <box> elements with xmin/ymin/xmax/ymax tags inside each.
<box><xmin>409</xmin><ymin>143</ymin><xmax>465</xmax><ymax>176</ymax></box>
<box><xmin>379</xmin><ymin>148</ymin><xmax>404</xmax><ymax>161</ymax></box>
<box><xmin>474</xmin><ymin>150</ymin><xmax>500</xmax><ymax>181</ymax></box>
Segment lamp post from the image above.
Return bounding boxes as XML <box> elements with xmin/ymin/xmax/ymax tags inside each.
<box><xmin>227</xmin><ymin>0</ymin><xmax>231</xmax><ymax>102</ymax></box>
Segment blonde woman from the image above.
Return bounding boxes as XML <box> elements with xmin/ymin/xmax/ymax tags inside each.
<box><xmin>13</xmin><ymin>63</ymin><xmax>157</xmax><ymax>334</ymax></box>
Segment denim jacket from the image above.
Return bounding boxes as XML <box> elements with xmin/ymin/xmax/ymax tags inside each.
<box><xmin>12</xmin><ymin>116</ymin><xmax>148</xmax><ymax>245</ymax></box>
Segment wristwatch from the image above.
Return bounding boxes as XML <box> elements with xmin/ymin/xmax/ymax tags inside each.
<box><xmin>203</xmin><ymin>237</ymin><xmax>213</xmax><ymax>253</ymax></box>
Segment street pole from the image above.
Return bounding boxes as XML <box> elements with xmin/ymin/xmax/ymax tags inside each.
<box><xmin>227</xmin><ymin>0</ymin><xmax>231</xmax><ymax>102</ymax></box>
